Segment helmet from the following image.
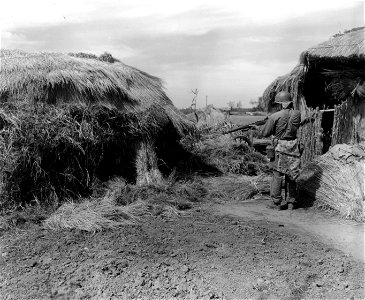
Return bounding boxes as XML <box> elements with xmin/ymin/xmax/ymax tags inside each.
<box><xmin>274</xmin><ymin>91</ymin><xmax>292</xmax><ymax>103</ymax></box>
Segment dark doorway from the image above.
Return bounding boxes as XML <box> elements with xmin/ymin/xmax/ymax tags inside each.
<box><xmin>321</xmin><ymin>110</ymin><xmax>334</xmax><ymax>153</ymax></box>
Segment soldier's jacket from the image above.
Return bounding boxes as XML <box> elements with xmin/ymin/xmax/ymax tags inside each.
<box><xmin>259</xmin><ymin>108</ymin><xmax>302</xmax><ymax>179</ymax></box>
<box><xmin>260</xmin><ymin>108</ymin><xmax>301</xmax><ymax>140</ymax></box>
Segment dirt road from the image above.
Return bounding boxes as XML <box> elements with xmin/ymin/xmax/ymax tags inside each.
<box><xmin>218</xmin><ymin>197</ymin><xmax>365</xmax><ymax>262</ymax></box>
<box><xmin>0</xmin><ymin>199</ymin><xmax>364</xmax><ymax>299</ymax></box>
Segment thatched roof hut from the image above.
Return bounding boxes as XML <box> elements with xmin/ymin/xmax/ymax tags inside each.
<box><xmin>0</xmin><ymin>49</ymin><xmax>194</xmax><ymax>205</ymax></box>
<box><xmin>262</xmin><ymin>27</ymin><xmax>365</xmax><ymax>157</ymax></box>
<box><xmin>263</xmin><ymin>26</ymin><xmax>365</xmax><ymax>112</ymax></box>
<box><xmin>263</xmin><ymin>28</ymin><xmax>365</xmax><ymax>220</ymax></box>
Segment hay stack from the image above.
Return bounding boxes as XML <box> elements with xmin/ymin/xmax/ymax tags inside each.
<box><xmin>297</xmin><ymin>143</ymin><xmax>365</xmax><ymax>221</ymax></box>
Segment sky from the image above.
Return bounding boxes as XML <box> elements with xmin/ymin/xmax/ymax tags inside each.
<box><xmin>1</xmin><ymin>0</ymin><xmax>364</xmax><ymax>108</ymax></box>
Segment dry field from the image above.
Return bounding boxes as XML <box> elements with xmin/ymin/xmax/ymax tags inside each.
<box><xmin>228</xmin><ymin>114</ymin><xmax>267</xmax><ymax>126</ymax></box>
<box><xmin>0</xmin><ymin>199</ymin><xmax>364</xmax><ymax>300</ymax></box>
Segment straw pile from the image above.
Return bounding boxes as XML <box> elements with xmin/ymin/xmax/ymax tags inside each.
<box><xmin>43</xmin><ymin>176</ymin><xmax>208</xmax><ymax>231</ymax></box>
<box><xmin>204</xmin><ymin>174</ymin><xmax>271</xmax><ymax>201</ymax></box>
<box><xmin>297</xmin><ymin>143</ymin><xmax>365</xmax><ymax>222</ymax></box>
<box><xmin>192</xmin><ymin>134</ymin><xmax>269</xmax><ymax>176</ymax></box>
<box><xmin>0</xmin><ymin>216</ymin><xmax>10</xmax><ymax>231</ymax></box>
<box><xmin>96</xmin><ymin>176</ymin><xmax>206</xmax><ymax>206</ymax></box>
<box><xmin>43</xmin><ymin>198</ymin><xmax>148</xmax><ymax>232</ymax></box>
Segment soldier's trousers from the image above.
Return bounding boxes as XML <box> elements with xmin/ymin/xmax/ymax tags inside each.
<box><xmin>270</xmin><ymin>170</ymin><xmax>297</xmax><ymax>204</ymax></box>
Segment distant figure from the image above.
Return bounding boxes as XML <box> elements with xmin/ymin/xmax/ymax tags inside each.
<box><xmin>253</xmin><ymin>91</ymin><xmax>302</xmax><ymax>210</ymax></box>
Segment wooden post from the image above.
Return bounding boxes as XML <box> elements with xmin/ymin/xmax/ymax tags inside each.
<box><xmin>298</xmin><ymin>106</ymin><xmax>324</xmax><ymax>165</ymax></box>
<box><xmin>314</xmin><ymin>107</ymin><xmax>323</xmax><ymax>156</ymax></box>
<box><xmin>331</xmin><ymin>104</ymin><xmax>338</xmax><ymax>146</ymax></box>
<box><xmin>135</xmin><ymin>139</ymin><xmax>162</xmax><ymax>186</ymax></box>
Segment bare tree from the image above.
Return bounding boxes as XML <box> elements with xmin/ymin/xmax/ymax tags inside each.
<box><xmin>227</xmin><ymin>101</ymin><xmax>235</xmax><ymax>109</ymax></box>
<box><xmin>191</xmin><ymin>89</ymin><xmax>199</xmax><ymax>112</ymax></box>
<box><xmin>250</xmin><ymin>97</ymin><xmax>265</xmax><ymax>111</ymax></box>
<box><xmin>236</xmin><ymin>101</ymin><xmax>242</xmax><ymax>109</ymax></box>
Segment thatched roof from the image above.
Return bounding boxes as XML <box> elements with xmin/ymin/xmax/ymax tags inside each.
<box><xmin>305</xmin><ymin>27</ymin><xmax>365</xmax><ymax>59</ymax></box>
<box><xmin>0</xmin><ymin>49</ymin><xmax>193</xmax><ymax>135</ymax></box>
<box><xmin>262</xmin><ymin>27</ymin><xmax>365</xmax><ymax>111</ymax></box>
<box><xmin>262</xmin><ymin>64</ymin><xmax>306</xmax><ymax>111</ymax></box>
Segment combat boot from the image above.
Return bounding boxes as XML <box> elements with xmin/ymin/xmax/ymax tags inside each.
<box><xmin>267</xmin><ymin>197</ymin><xmax>281</xmax><ymax>210</ymax></box>
<box><xmin>279</xmin><ymin>199</ymin><xmax>288</xmax><ymax>210</ymax></box>
<box><xmin>287</xmin><ymin>197</ymin><xmax>296</xmax><ymax>210</ymax></box>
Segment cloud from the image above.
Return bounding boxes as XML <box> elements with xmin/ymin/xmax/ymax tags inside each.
<box><xmin>1</xmin><ymin>0</ymin><xmax>359</xmax><ymax>31</ymax></box>
<box><xmin>1</xmin><ymin>0</ymin><xmax>364</xmax><ymax>108</ymax></box>
<box><xmin>163</xmin><ymin>59</ymin><xmax>296</xmax><ymax>108</ymax></box>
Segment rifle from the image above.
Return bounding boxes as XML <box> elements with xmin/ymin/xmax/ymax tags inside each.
<box><xmin>223</xmin><ymin>117</ymin><xmax>268</xmax><ymax>135</ymax></box>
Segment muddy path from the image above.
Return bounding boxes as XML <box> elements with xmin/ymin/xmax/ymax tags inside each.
<box><xmin>217</xmin><ymin>197</ymin><xmax>365</xmax><ymax>263</ymax></box>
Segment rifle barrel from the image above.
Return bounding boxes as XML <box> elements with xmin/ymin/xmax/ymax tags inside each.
<box><xmin>223</xmin><ymin>117</ymin><xmax>268</xmax><ymax>135</ymax></box>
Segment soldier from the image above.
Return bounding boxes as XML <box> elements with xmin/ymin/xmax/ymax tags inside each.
<box><xmin>253</xmin><ymin>91</ymin><xmax>302</xmax><ymax>210</ymax></box>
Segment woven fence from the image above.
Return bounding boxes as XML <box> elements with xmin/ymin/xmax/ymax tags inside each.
<box><xmin>298</xmin><ymin>103</ymin><xmax>324</xmax><ymax>166</ymax></box>
<box><xmin>332</xmin><ymin>97</ymin><xmax>365</xmax><ymax>146</ymax></box>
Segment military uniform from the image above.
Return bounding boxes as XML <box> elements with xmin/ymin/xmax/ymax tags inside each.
<box><xmin>260</xmin><ymin>107</ymin><xmax>301</xmax><ymax>208</ymax></box>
